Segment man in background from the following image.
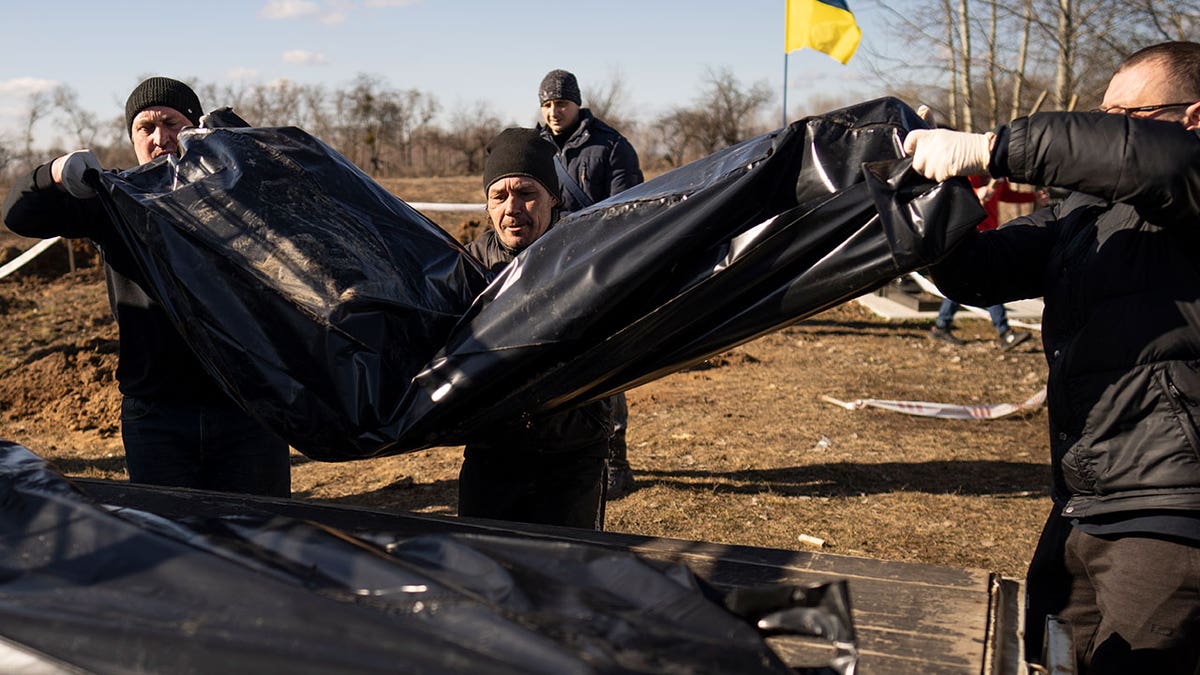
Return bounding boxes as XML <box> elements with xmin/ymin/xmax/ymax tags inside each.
<box><xmin>460</xmin><ymin>127</ymin><xmax>613</xmax><ymax>530</ymax></box>
<box><xmin>2</xmin><ymin>77</ymin><xmax>291</xmax><ymax>498</ymax></box>
<box><xmin>537</xmin><ymin>68</ymin><xmax>643</xmax><ymax>499</ymax></box>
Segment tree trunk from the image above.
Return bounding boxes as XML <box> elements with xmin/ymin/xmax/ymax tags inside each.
<box><xmin>1054</xmin><ymin>0</ymin><xmax>1074</xmax><ymax>111</ymax></box>
<box><xmin>1009</xmin><ymin>0</ymin><xmax>1033</xmax><ymax>120</ymax></box>
<box><xmin>985</xmin><ymin>0</ymin><xmax>999</xmax><ymax>129</ymax></box>
<box><xmin>956</xmin><ymin>0</ymin><xmax>974</xmax><ymax>130</ymax></box>
<box><xmin>943</xmin><ymin>0</ymin><xmax>959</xmax><ymax>129</ymax></box>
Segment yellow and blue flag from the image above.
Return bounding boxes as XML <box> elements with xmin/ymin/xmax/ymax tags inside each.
<box><xmin>784</xmin><ymin>0</ymin><xmax>862</xmax><ymax>64</ymax></box>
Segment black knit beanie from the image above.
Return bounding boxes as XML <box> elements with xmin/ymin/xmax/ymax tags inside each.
<box><xmin>538</xmin><ymin>69</ymin><xmax>581</xmax><ymax>105</ymax></box>
<box><xmin>124</xmin><ymin>77</ymin><xmax>203</xmax><ymax>137</ymax></box>
<box><xmin>481</xmin><ymin>128</ymin><xmax>560</xmax><ymax>197</ymax></box>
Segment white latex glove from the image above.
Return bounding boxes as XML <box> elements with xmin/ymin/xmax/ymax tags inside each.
<box><xmin>54</xmin><ymin>150</ymin><xmax>102</xmax><ymax>199</ymax></box>
<box><xmin>915</xmin><ymin>104</ymin><xmax>937</xmax><ymax>126</ymax></box>
<box><xmin>903</xmin><ymin>129</ymin><xmax>995</xmax><ymax>182</ymax></box>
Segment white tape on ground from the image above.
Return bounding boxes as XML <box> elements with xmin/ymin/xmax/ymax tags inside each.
<box><xmin>821</xmin><ymin>386</ymin><xmax>1047</xmax><ymax>420</ymax></box>
<box><xmin>0</xmin><ymin>237</ymin><xmax>62</xmax><ymax>280</ymax></box>
<box><xmin>408</xmin><ymin>202</ymin><xmax>484</xmax><ymax>212</ymax></box>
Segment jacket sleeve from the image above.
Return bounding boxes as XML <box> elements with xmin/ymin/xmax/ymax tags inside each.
<box><xmin>607</xmin><ymin>137</ymin><xmax>644</xmax><ymax>196</ymax></box>
<box><xmin>930</xmin><ymin>201</ymin><xmax>1061</xmax><ymax>307</ymax></box>
<box><xmin>2</xmin><ymin>163</ymin><xmax>107</xmax><ymax>240</ymax></box>
<box><xmin>995</xmin><ymin>112</ymin><xmax>1200</xmax><ymax>224</ymax></box>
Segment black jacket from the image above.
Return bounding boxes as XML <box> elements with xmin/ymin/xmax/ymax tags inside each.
<box><xmin>932</xmin><ymin>112</ymin><xmax>1200</xmax><ymax>518</ymax></box>
<box><xmin>462</xmin><ymin>228</ymin><xmax>613</xmax><ymax>457</ymax></box>
<box><xmin>465</xmin><ymin>228</ymin><xmax>517</xmax><ymax>274</ymax></box>
<box><xmin>2</xmin><ymin>163</ymin><xmax>228</xmax><ymax>403</ymax></box>
<box><xmin>538</xmin><ymin>109</ymin><xmax>643</xmax><ymax>213</ymax></box>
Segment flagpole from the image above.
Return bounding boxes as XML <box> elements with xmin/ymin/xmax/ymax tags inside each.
<box><xmin>782</xmin><ymin>0</ymin><xmax>789</xmax><ymax>128</ymax></box>
<box><xmin>782</xmin><ymin>52</ymin><xmax>789</xmax><ymax>128</ymax></box>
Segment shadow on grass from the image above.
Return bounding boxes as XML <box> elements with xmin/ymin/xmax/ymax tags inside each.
<box><xmin>51</xmin><ymin>454</ymin><xmax>127</xmax><ymax>476</ymax></box>
<box><xmin>299</xmin><ymin>477</ymin><xmax>460</xmax><ymax>514</ymax></box>
<box><xmin>635</xmin><ymin>459</ymin><xmax>1050</xmax><ymax>499</ymax></box>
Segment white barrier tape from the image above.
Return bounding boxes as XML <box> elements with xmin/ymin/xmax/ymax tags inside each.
<box><xmin>0</xmin><ymin>237</ymin><xmax>63</xmax><ymax>280</ymax></box>
<box><xmin>821</xmin><ymin>386</ymin><xmax>1046</xmax><ymax>420</ymax></box>
<box><xmin>906</xmin><ymin>271</ymin><xmax>1042</xmax><ymax>331</ymax></box>
<box><xmin>408</xmin><ymin>202</ymin><xmax>483</xmax><ymax>212</ymax></box>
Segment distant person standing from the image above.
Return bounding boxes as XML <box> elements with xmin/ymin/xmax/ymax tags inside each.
<box><xmin>537</xmin><ymin>68</ymin><xmax>644</xmax><ymax>500</ymax></box>
<box><xmin>929</xmin><ymin>176</ymin><xmax>1035</xmax><ymax>350</ymax></box>
<box><xmin>536</xmin><ymin>69</ymin><xmax>644</xmax><ymax>211</ymax></box>
<box><xmin>2</xmin><ymin>77</ymin><xmax>291</xmax><ymax>498</ymax></box>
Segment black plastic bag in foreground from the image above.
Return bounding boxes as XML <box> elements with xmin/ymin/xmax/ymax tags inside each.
<box><xmin>95</xmin><ymin>97</ymin><xmax>983</xmax><ymax>459</ymax></box>
<box><xmin>399</xmin><ymin>97</ymin><xmax>984</xmax><ymax>448</ymax></box>
<box><xmin>0</xmin><ymin>439</ymin><xmax>857</xmax><ymax>674</ymax></box>
<box><xmin>94</xmin><ymin>126</ymin><xmax>491</xmax><ymax>457</ymax></box>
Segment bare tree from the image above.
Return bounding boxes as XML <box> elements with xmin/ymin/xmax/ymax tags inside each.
<box><xmin>860</xmin><ymin>0</ymin><xmax>1194</xmax><ymax>127</ymax></box>
<box><xmin>52</xmin><ymin>85</ymin><xmax>101</xmax><ymax>147</ymax></box>
<box><xmin>20</xmin><ymin>89</ymin><xmax>54</xmax><ymax>164</ymax></box>
<box><xmin>983</xmin><ymin>0</ymin><xmax>999</xmax><ymax>128</ymax></box>
<box><xmin>442</xmin><ymin>102</ymin><xmax>505</xmax><ymax>175</ymax></box>
<box><xmin>648</xmin><ymin>108</ymin><xmax>701</xmax><ymax>168</ymax></box>
<box><xmin>1009</xmin><ymin>0</ymin><xmax>1035</xmax><ymax>120</ymax></box>
<box><xmin>691</xmin><ymin>68</ymin><xmax>773</xmax><ymax>154</ymax></box>
<box><xmin>645</xmin><ymin>69</ymin><xmax>773</xmax><ymax>168</ymax></box>
<box><xmin>956</xmin><ymin>0</ymin><xmax>975</xmax><ymax>129</ymax></box>
<box><xmin>584</xmin><ymin>70</ymin><xmax>636</xmax><ymax>136</ymax></box>
<box><xmin>0</xmin><ymin>134</ymin><xmax>16</xmax><ymax>178</ymax></box>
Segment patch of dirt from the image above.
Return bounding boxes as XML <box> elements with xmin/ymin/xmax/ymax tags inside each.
<box><xmin>0</xmin><ymin>192</ymin><xmax>1052</xmax><ymax>580</ymax></box>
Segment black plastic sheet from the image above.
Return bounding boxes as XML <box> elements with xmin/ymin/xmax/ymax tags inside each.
<box><xmin>0</xmin><ymin>440</ymin><xmax>855</xmax><ymax>674</ymax></box>
<box><xmin>93</xmin><ymin>97</ymin><xmax>983</xmax><ymax>459</ymax></box>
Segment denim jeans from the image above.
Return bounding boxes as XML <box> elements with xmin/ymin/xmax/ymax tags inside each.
<box><xmin>935</xmin><ymin>298</ymin><xmax>1010</xmax><ymax>334</ymax></box>
<box><xmin>121</xmin><ymin>396</ymin><xmax>291</xmax><ymax>497</ymax></box>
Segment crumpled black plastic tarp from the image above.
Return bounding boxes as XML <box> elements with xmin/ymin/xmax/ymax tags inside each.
<box><xmin>93</xmin><ymin>97</ymin><xmax>982</xmax><ymax>459</ymax></box>
<box><xmin>0</xmin><ymin>440</ymin><xmax>854</xmax><ymax>674</ymax></box>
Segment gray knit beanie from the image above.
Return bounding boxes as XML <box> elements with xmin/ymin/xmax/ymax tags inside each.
<box><xmin>538</xmin><ymin>69</ymin><xmax>581</xmax><ymax>105</ymax></box>
<box><xmin>124</xmin><ymin>77</ymin><xmax>203</xmax><ymax>137</ymax></box>
<box><xmin>482</xmin><ymin>128</ymin><xmax>560</xmax><ymax>197</ymax></box>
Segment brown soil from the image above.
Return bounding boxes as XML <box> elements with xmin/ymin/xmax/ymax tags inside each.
<box><xmin>0</xmin><ymin>179</ymin><xmax>1051</xmax><ymax>580</ymax></box>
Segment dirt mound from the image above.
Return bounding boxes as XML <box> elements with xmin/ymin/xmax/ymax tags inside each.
<box><xmin>0</xmin><ymin>346</ymin><xmax>119</xmax><ymax>434</ymax></box>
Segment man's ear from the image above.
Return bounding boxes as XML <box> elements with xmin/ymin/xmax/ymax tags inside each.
<box><xmin>1183</xmin><ymin>100</ymin><xmax>1200</xmax><ymax>131</ymax></box>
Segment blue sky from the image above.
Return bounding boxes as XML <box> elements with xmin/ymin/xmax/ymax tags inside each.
<box><xmin>1</xmin><ymin>1</ymin><xmax>899</xmax><ymax>149</ymax></box>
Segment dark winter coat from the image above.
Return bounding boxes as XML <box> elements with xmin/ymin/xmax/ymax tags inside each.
<box><xmin>931</xmin><ymin>112</ymin><xmax>1200</xmax><ymax>519</ymax></box>
<box><xmin>462</xmin><ymin>227</ymin><xmax>613</xmax><ymax>458</ymax></box>
<box><xmin>538</xmin><ymin>109</ymin><xmax>643</xmax><ymax>213</ymax></box>
<box><xmin>1</xmin><ymin>163</ymin><xmax>228</xmax><ymax>403</ymax></box>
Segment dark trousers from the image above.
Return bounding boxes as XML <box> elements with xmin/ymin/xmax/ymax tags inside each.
<box><xmin>1025</xmin><ymin>505</ymin><xmax>1200</xmax><ymax>673</ymax></box>
<box><xmin>458</xmin><ymin>451</ymin><xmax>607</xmax><ymax>530</ymax></box>
<box><xmin>609</xmin><ymin>392</ymin><xmax>629</xmax><ymax>467</ymax></box>
<box><xmin>121</xmin><ymin>396</ymin><xmax>291</xmax><ymax>498</ymax></box>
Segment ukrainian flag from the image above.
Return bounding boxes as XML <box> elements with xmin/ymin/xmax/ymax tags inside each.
<box><xmin>784</xmin><ymin>0</ymin><xmax>862</xmax><ymax>64</ymax></box>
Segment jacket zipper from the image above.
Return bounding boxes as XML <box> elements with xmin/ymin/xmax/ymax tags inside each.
<box><xmin>1164</xmin><ymin>372</ymin><xmax>1200</xmax><ymax>460</ymax></box>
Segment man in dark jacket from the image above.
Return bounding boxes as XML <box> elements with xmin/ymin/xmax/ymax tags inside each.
<box><xmin>1</xmin><ymin>77</ymin><xmax>291</xmax><ymax>498</ymax></box>
<box><xmin>537</xmin><ymin>68</ymin><xmax>643</xmax><ymax>499</ymax></box>
<box><xmin>460</xmin><ymin>127</ymin><xmax>613</xmax><ymax>530</ymax></box>
<box><xmin>905</xmin><ymin>42</ymin><xmax>1200</xmax><ymax>673</ymax></box>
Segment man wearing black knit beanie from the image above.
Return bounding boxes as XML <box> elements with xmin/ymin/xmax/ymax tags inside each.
<box><xmin>2</xmin><ymin>77</ymin><xmax>292</xmax><ymax>499</ymax></box>
<box><xmin>123</xmin><ymin>76</ymin><xmax>203</xmax><ymax>164</ymax></box>
<box><xmin>458</xmin><ymin>128</ymin><xmax>614</xmax><ymax>530</ymax></box>
<box><xmin>537</xmin><ymin>68</ymin><xmax>644</xmax><ymax>501</ymax></box>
